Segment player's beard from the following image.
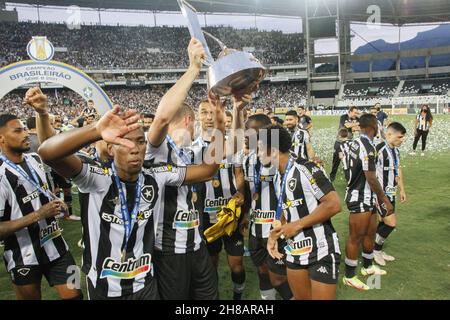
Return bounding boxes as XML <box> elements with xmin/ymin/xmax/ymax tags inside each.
<box><xmin>10</xmin><ymin>145</ymin><xmax>30</xmax><ymax>154</ymax></box>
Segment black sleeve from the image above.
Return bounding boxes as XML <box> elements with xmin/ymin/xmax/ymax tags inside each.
<box><xmin>339</xmin><ymin>115</ymin><xmax>347</xmax><ymax>128</ymax></box>
<box><xmin>305</xmin><ymin>115</ymin><xmax>312</xmax><ymax>124</ymax></box>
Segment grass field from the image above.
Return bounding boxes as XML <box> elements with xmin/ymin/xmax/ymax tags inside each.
<box><xmin>1</xmin><ymin>114</ymin><xmax>449</xmax><ymax>300</ymax></box>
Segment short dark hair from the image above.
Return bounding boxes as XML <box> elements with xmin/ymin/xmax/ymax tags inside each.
<box><xmin>225</xmin><ymin>110</ymin><xmax>233</xmax><ymax>118</ymax></box>
<box><xmin>173</xmin><ymin>102</ymin><xmax>195</xmax><ymax>123</ymax></box>
<box><xmin>87</xmin><ymin>99</ymin><xmax>94</xmax><ymax>104</ymax></box>
<box><xmin>285</xmin><ymin>110</ymin><xmax>298</xmax><ymax>118</ymax></box>
<box><xmin>337</xmin><ymin>128</ymin><xmax>349</xmax><ymax>139</ymax></box>
<box><xmin>0</xmin><ymin>114</ymin><xmax>18</xmax><ymax>129</ymax></box>
<box><xmin>271</xmin><ymin>116</ymin><xmax>284</xmax><ymax>126</ymax></box>
<box><xmin>246</xmin><ymin>114</ymin><xmax>271</xmax><ymax>129</ymax></box>
<box><xmin>359</xmin><ymin>113</ymin><xmax>377</xmax><ymax>129</ymax></box>
<box><xmin>297</xmin><ymin>105</ymin><xmax>305</xmax><ymax>110</ymax></box>
<box><xmin>349</xmin><ymin>106</ymin><xmax>358</xmax><ymax>112</ymax></box>
<box><xmin>259</xmin><ymin>124</ymin><xmax>292</xmax><ymax>154</ymax></box>
<box><xmin>26</xmin><ymin>117</ymin><xmax>36</xmax><ymax>130</ymax></box>
<box><xmin>143</xmin><ymin>113</ymin><xmax>154</xmax><ymax>119</ymax></box>
<box><xmin>387</xmin><ymin>122</ymin><xmax>406</xmax><ymax>134</ymax></box>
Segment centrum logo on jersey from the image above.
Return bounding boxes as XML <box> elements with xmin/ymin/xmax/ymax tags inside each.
<box><xmin>282</xmin><ymin>199</ymin><xmax>303</xmax><ymax>209</ymax></box>
<box><xmin>40</xmin><ymin>221</ymin><xmax>62</xmax><ymax>246</ymax></box>
<box><xmin>285</xmin><ymin>237</ymin><xmax>313</xmax><ymax>256</ymax></box>
<box><xmin>100</xmin><ymin>254</ymin><xmax>152</xmax><ymax>279</ymax></box>
<box><xmin>204</xmin><ymin>197</ymin><xmax>229</xmax><ymax>213</ymax></box>
<box><xmin>251</xmin><ymin>210</ymin><xmax>275</xmax><ymax>224</ymax></box>
<box><xmin>173</xmin><ymin>209</ymin><xmax>200</xmax><ymax>229</ymax></box>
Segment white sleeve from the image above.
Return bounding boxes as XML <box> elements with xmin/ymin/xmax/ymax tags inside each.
<box><xmin>72</xmin><ymin>162</ymin><xmax>110</xmax><ymax>193</ymax></box>
<box><xmin>0</xmin><ymin>180</ymin><xmax>9</xmax><ymax>219</ymax></box>
<box><xmin>152</xmin><ymin>165</ymin><xmax>187</xmax><ymax>187</ymax></box>
<box><xmin>145</xmin><ymin>139</ymin><xmax>168</xmax><ymax>161</ymax></box>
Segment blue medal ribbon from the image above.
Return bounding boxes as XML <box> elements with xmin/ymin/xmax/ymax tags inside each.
<box><xmin>275</xmin><ymin>157</ymin><xmax>295</xmax><ymax>221</ymax></box>
<box><xmin>0</xmin><ymin>154</ymin><xmax>56</xmax><ymax>201</ymax></box>
<box><xmin>166</xmin><ymin>134</ymin><xmax>192</xmax><ymax>165</ymax></box>
<box><xmin>110</xmin><ymin>162</ymin><xmax>142</xmax><ymax>254</ymax></box>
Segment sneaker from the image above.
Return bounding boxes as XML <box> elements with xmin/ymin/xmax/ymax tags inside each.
<box><xmin>409</xmin><ymin>151</ymin><xmax>416</xmax><ymax>155</ymax></box>
<box><xmin>343</xmin><ymin>276</ymin><xmax>370</xmax><ymax>291</ymax></box>
<box><xmin>381</xmin><ymin>251</ymin><xmax>395</xmax><ymax>262</ymax></box>
<box><xmin>65</xmin><ymin>215</ymin><xmax>81</xmax><ymax>221</ymax></box>
<box><xmin>243</xmin><ymin>245</ymin><xmax>251</xmax><ymax>257</ymax></box>
<box><xmin>77</xmin><ymin>239</ymin><xmax>84</xmax><ymax>249</ymax></box>
<box><xmin>373</xmin><ymin>251</ymin><xmax>386</xmax><ymax>266</ymax></box>
<box><xmin>421</xmin><ymin>152</ymin><xmax>425</xmax><ymax>156</ymax></box>
<box><xmin>361</xmin><ymin>264</ymin><xmax>387</xmax><ymax>276</ymax></box>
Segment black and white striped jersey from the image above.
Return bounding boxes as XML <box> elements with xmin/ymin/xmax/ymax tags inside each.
<box><xmin>339</xmin><ymin>140</ymin><xmax>352</xmax><ymax>171</ymax></box>
<box><xmin>344</xmin><ymin>137</ymin><xmax>377</xmax><ymax>206</ymax></box>
<box><xmin>376</xmin><ymin>143</ymin><xmax>400</xmax><ymax>200</ymax></box>
<box><xmin>191</xmin><ymin>137</ymin><xmax>239</xmax><ymax>227</ymax></box>
<box><xmin>416</xmin><ymin>113</ymin><xmax>430</xmax><ymax>131</ymax></box>
<box><xmin>290</xmin><ymin>127</ymin><xmax>310</xmax><ymax>160</ymax></box>
<box><xmin>145</xmin><ymin>138</ymin><xmax>202</xmax><ymax>254</ymax></box>
<box><xmin>72</xmin><ymin>160</ymin><xmax>186</xmax><ymax>298</ymax></box>
<box><xmin>0</xmin><ymin>153</ymin><xmax>68</xmax><ymax>272</ymax></box>
<box><xmin>242</xmin><ymin>151</ymin><xmax>278</xmax><ymax>239</ymax></box>
<box><xmin>276</xmin><ymin>160</ymin><xmax>340</xmax><ymax>265</ymax></box>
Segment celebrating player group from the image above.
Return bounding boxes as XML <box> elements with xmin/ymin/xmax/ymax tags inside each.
<box><xmin>0</xmin><ymin>38</ymin><xmax>407</xmax><ymax>300</ymax></box>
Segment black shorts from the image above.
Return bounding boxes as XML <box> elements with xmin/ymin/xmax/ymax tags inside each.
<box><xmin>285</xmin><ymin>253</ymin><xmax>340</xmax><ymax>285</ymax></box>
<box><xmin>153</xmin><ymin>244</ymin><xmax>218</xmax><ymax>300</ymax></box>
<box><xmin>248</xmin><ymin>234</ymin><xmax>286</xmax><ymax>276</ymax></box>
<box><xmin>86</xmin><ymin>277</ymin><xmax>159</xmax><ymax>300</ymax></box>
<box><xmin>51</xmin><ymin>171</ymin><xmax>72</xmax><ymax>189</ymax></box>
<box><xmin>377</xmin><ymin>196</ymin><xmax>396</xmax><ymax>218</ymax></box>
<box><xmin>205</xmin><ymin>227</ymin><xmax>244</xmax><ymax>257</ymax></box>
<box><xmin>347</xmin><ymin>201</ymin><xmax>376</xmax><ymax>214</ymax></box>
<box><xmin>10</xmin><ymin>251</ymin><xmax>76</xmax><ymax>286</ymax></box>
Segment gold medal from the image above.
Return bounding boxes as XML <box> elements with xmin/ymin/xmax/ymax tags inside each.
<box><xmin>212</xmin><ymin>179</ymin><xmax>221</xmax><ymax>188</ymax></box>
<box><xmin>121</xmin><ymin>249</ymin><xmax>127</xmax><ymax>263</ymax></box>
<box><xmin>272</xmin><ymin>219</ymin><xmax>282</xmax><ymax>229</ymax></box>
<box><xmin>192</xmin><ymin>191</ymin><xmax>198</xmax><ymax>203</ymax></box>
<box><xmin>253</xmin><ymin>192</ymin><xmax>259</xmax><ymax>201</ymax></box>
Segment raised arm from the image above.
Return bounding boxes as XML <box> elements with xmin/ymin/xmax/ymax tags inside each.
<box><xmin>24</xmin><ymin>87</ymin><xmax>56</xmax><ymax>144</ymax></box>
<box><xmin>225</xmin><ymin>94</ymin><xmax>250</xmax><ymax>158</ymax></box>
<box><xmin>147</xmin><ymin>38</ymin><xmax>205</xmax><ymax>147</ymax></box>
<box><xmin>39</xmin><ymin>106</ymin><xmax>140</xmax><ymax>178</ymax></box>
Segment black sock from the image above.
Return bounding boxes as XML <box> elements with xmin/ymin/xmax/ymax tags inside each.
<box><xmin>362</xmin><ymin>252</ymin><xmax>374</xmax><ymax>269</ymax></box>
<box><xmin>375</xmin><ymin>222</ymin><xmax>395</xmax><ymax>251</ymax></box>
<box><xmin>258</xmin><ymin>272</ymin><xmax>272</xmax><ymax>291</ymax></box>
<box><xmin>231</xmin><ymin>271</ymin><xmax>246</xmax><ymax>300</ymax></box>
<box><xmin>274</xmin><ymin>282</ymin><xmax>293</xmax><ymax>300</ymax></box>
<box><xmin>345</xmin><ymin>258</ymin><xmax>358</xmax><ymax>278</ymax></box>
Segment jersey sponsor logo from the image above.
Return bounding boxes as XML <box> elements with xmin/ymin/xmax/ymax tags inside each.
<box><xmin>173</xmin><ymin>209</ymin><xmax>200</xmax><ymax>229</ymax></box>
<box><xmin>260</xmin><ymin>175</ymin><xmax>273</xmax><ymax>182</ymax></box>
<box><xmin>204</xmin><ymin>197</ymin><xmax>230</xmax><ymax>214</ymax></box>
<box><xmin>102</xmin><ymin>209</ymin><xmax>153</xmax><ymax>224</ymax></box>
<box><xmin>22</xmin><ymin>190</ymin><xmax>39</xmax><ymax>204</ymax></box>
<box><xmin>251</xmin><ymin>209</ymin><xmax>275</xmax><ymax>224</ymax></box>
<box><xmin>287</xmin><ymin>178</ymin><xmax>297</xmax><ymax>192</ymax></box>
<box><xmin>39</xmin><ymin>221</ymin><xmax>62</xmax><ymax>246</ymax></box>
<box><xmin>89</xmin><ymin>166</ymin><xmax>108</xmax><ymax>175</ymax></box>
<box><xmin>285</xmin><ymin>237</ymin><xmax>313</xmax><ymax>256</ymax></box>
<box><xmin>100</xmin><ymin>254</ymin><xmax>152</xmax><ymax>279</ymax></box>
<box><xmin>385</xmin><ymin>186</ymin><xmax>397</xmax><ymax>196</ymax></box>
<box><xmin>141</xmin><ymin>185</ymin><xmax>155</xmax><ymax>203</ymax></box>
<box><xmin>282</xmin><ymin>199</ymin><xmax>303</xmax><ymax>209</ymax></box>
<box><xmin>149</xmin><ymin>165</ymin><xmax>174</xmax><ymax>173</ymax></box>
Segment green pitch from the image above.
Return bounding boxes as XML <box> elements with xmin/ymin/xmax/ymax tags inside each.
<box><xmin>1</xmin><ymin>115</ymin><xmax>449</xmax><ymax>300</ymax></box>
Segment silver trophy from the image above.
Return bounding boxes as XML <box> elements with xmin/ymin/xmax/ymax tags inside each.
<box><xmin>178</xmin><ymin>0</ymin><xmax>266</xmax><ymax>96</ymax></box>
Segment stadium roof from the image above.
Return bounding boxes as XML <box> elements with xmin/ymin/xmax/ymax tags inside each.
<box><xmin>8</xmin><ymin>0</ymin><xmax>450</xmax><ymax>24</ymax></box>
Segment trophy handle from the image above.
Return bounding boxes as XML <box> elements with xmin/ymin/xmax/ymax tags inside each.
<box><xmin>202</xmin><ymin>31</ymin><xmax>226</xmax><ymax>51</ymax></box>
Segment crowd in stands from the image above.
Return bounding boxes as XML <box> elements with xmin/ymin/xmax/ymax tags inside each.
<box><xmin>0</xmin><ymin>22</ymin><xmax>305</xmax><ymax>69</ymax></box>
<box><xmin>343</xmin><ymin>82</ymin><xmax>398</xmax><ymax>97</ymax></box>
<box><xmin>400</xmin><ymin>78</ymin><xmax>450</xmax><ymax>96</ymax></box>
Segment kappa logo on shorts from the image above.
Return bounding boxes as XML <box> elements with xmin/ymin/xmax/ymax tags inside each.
<box><xmin>316</xmin><ymin>266</ymin><xmax>328</xmax><ymax>274</ymax></box>
<box><xmin>17</xmin><ymin>268</ymin><xmax>31</xmax><ymax>276</ymax></box>
<box><xmin>141</xmin><ymin>185</ymin><xmax>155</xmax><ymax>203</ymax></box>
<box><xmin>100</xmin><ymin>254</ymin><xmax>152</xmax><ymax>279</ymax></box>
<box><xmin>287</xmin><ymin>178</ymin><xmax>297</xmax><ymax>192</ymax></box>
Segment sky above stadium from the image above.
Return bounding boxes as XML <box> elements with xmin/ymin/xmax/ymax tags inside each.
<box><xmin>5</xmin><ymin>3</ymin><xmax>444</xmax><ymax>54</ymax></box>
